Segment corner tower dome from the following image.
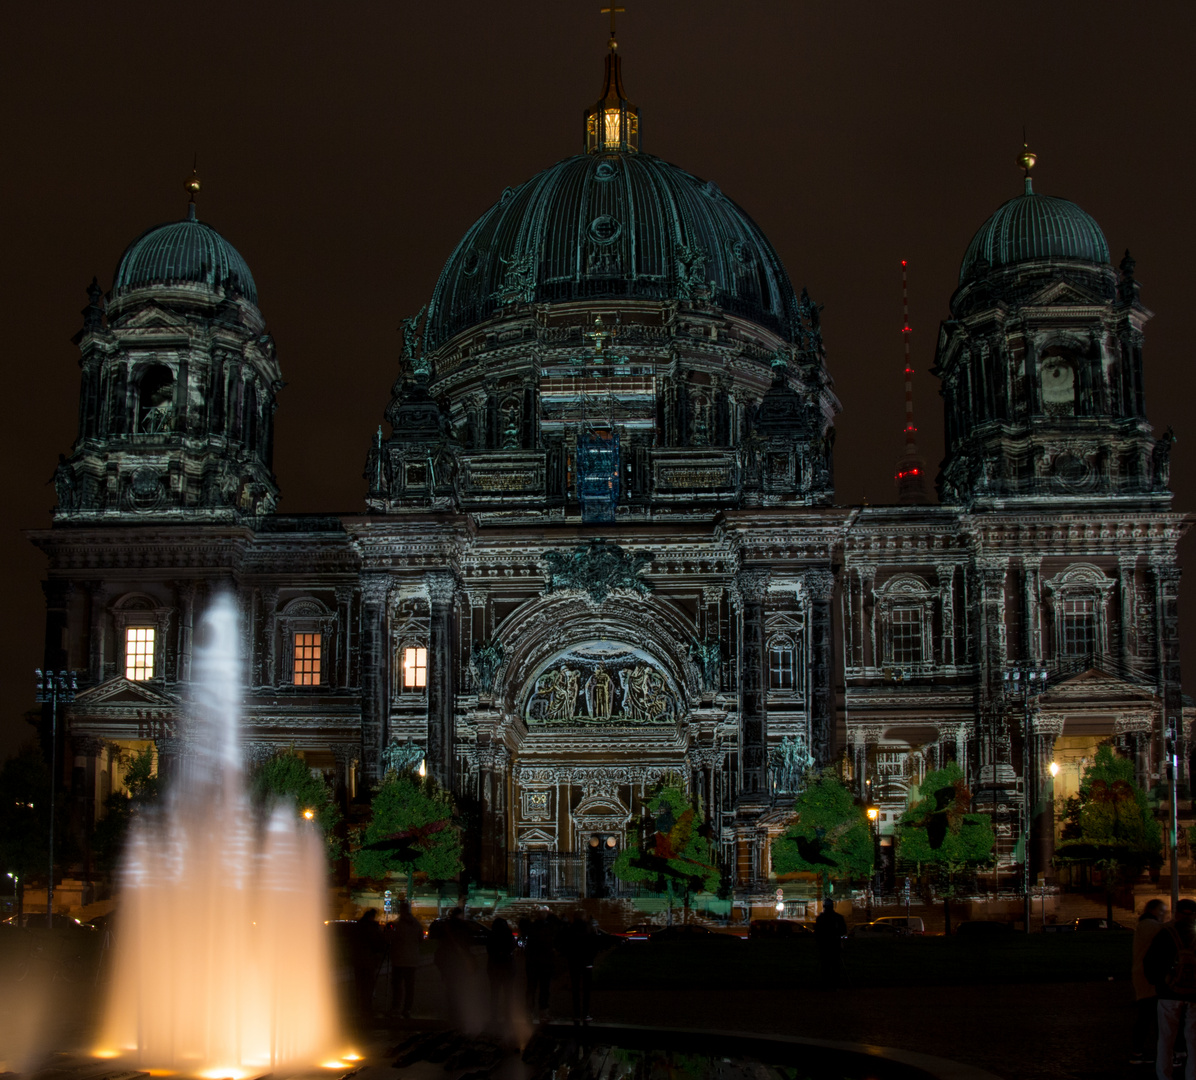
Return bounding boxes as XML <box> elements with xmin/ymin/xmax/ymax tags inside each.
<box><xmin>959</xmin><ymin>157</ymin><xmax>1109</xmax><ymax>285</ymax></box>
<box><xmin>112</xmin><ymin>204</ymin><xmax>258</xmax><ymax>304</ymax></box>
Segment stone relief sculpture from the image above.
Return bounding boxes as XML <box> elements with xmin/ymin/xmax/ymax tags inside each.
<box><xmin>381</xmin><ymin>739</ymin><xmax>425</xmax><ymax>777</ymax></box>
<box><xmin>470</xmin><ymin>637</ymin><xmax>505</xmax><ymax>694</ymax></box>
<box><xmin>689</xmin><ymin>637</ymin><xmax>721</xmax><ymax>693</ymax></box>
<box><xmin>769</xmin><ymin>735</ymin><xmax>815</xmax><ymax>795</ymax></box>
<box><xmin>526</xmin><ymin>644</ymin><xmax>677</xmax><ymax>725</ymax></box>
<box><xmin>543</xmin><ymin>538</ymin><xmax>653</xmax><ymax>604</ymax></box>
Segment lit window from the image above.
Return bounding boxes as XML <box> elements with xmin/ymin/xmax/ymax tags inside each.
<box><xmin>403</xmin><ymin>646</ymin><xmax>427</xmax><ymax>690</ymax></box>
<box><xmin>890</xmin><ymin>607</ymin><xmax>924</xmax><ymax>665</ymax></box>
<box><xmin>769</xmin><ymin>645</ymin><xmax>795</xmax><ymax>691</ymax></box>
<box><xmin>1061</xmin><ymin>597</ymin><xmax>1096</xmax><ymax>659</ymax></box>
<box><xmin>293</xmin><ymin>633</ymin><xmax>322</xmax><ymax>686</ymax></box>
<box><xmin>125</xmin><ymin>627</ymin><xmax>155</xmax><ymax>681</ymax></box>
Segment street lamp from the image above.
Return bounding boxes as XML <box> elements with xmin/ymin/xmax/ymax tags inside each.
<box><xmin>866</xmin><ymin>805</ymin><xmax>880</xmax><ymax>922</ymax></box>
<box><xmin>1002</xmin><ymin>667</ymin><xmax>1049</xmax><ymax>933</ymax></box>
<box><xmin>1167</xmin><ymin>716</ymin><xmax>1181</xmax><ymax>911</ymax></box>
<box><xmin>34</xmin><ymin>668</ymin><xmax>77</xmax><ymax>928</ymax></box>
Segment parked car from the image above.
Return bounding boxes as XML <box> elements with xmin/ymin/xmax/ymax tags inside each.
<box><xmin>872</xmin><ymin>916</ymin><xmax>925</xmax><ymax>935</ymax></box>
<box><xmin>749</xmin><ymin>918</ymin><xmax>813</xmax><ymax>938</ymax></box>
<box><xmin>621</xmin><ymin>922</ymin><xmax>659</xmax><ymax>941</ymax></box>
<box><xmin>649</xmin><ymin>924</ymin><xmax>737</xmax><ymax>944</ymax></box>
<box><xmin>954</xmin><ymin>920</ymin><xmax>1014</xmax><ymax>938</ymax></box>
<box><xmin>2</xmin><ymin>913</ymin><xmax>94</xmax><ymax>932</ymax></box>
<box><xmin>1072</xmin><ymin>917</ymin><xmax>1131</xmax><ymax>933</ymax></box>
<box><xmin>851</xmin><ymin>920</ymin><xmax>914</xmax><ymax>938</ymax></box>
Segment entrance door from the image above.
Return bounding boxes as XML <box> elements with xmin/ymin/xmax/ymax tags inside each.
<box><xmin>585</xmin><ymin>835</ymin><xmax>620</xmax><ymax>898</ymax></box>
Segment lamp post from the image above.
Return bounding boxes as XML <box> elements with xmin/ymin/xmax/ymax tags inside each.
<box><xmin>34</xmin><ymin>669</ymin><xmax>77</xmax><ymax>928</ymax></box>
<box><xmin>1167</xmin><ymin>716</ymin><xmax>1180</xmax><ymax>911</ymax></box>
<box><xmin>866</xmin><ymin>805</ymin><xmax>880</xmax><ymax>922</ymax></box>
<box><xmin>1002</xmin><ymin>667</ymin><xmax>1049</xmax><ymax>933</ymax></box>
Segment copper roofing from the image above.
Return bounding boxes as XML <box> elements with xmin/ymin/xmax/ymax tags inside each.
<box><xmin>425</xmin><ymin>152</ymin><xmax>800</xmax><ymax>350</ymax></box>
<box><xmin>959</xmin><ymin>182</ymin><xmax>1109</xmax><ymax>285</ymax></box>
<box><xmin>113</xmin><ymin>208</ymin><xmax>258</xmax><ymax>304</ymax></box>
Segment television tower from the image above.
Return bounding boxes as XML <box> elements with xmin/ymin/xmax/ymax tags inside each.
<box><xmin>894</xmin><ymin>260</ymin><xmax>929</xmax><ymax>504</ymax></box>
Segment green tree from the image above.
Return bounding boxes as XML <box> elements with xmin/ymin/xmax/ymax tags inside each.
<box><xmin>897</xmin><ymin>762</ymin><xmax>995</xmax><ymax>934</ymax></box>
<box><xmin>91</xmin><ymin>745</ymin><xmax>161</xmax><ymax>873</ymax></box>
<box><xmin>351</xmin><ymin>774</ymin><xmax>462</xmax><ymax>898</ymax></box>
<box><xmin>612</xmin><ymin>782</ymin><xmax>720</xmax><ymax>923</ymax></box>
<box><xmin>771</xmin><ymin>771</ymin><xmax>873</xmax><ymax>898</ymax></box>
<box><xmin>0</xmin><ymin>744</ymin><xmax>53</xmax><ymax>917</ymax></box>
<box><xmin>250</xmin><ymin>747</ymin><xmax>343</xmax><ymax>859</ymax></box>
<box><xmin>1055</xmin><ymin>743</ymin><xmax>1162</xmax><ymax>922</ymax></box>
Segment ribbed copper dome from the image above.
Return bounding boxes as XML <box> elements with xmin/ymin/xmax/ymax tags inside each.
<box><xmin>959</xmin><ymin>185</ymin><xmax>1109</xmax><ymax>284</ymax></box>
<box><xmin>113</xmin><ymin>210</ymin><xmax>258</xmax><ymax>304</ymax></box>
<box><xmin>425</xmin><ymin>152</ymin><xmax>800</xmax><ymax>349</ymax></box>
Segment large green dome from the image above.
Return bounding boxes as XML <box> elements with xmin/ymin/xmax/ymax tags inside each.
<box><xmin>959</xmin><ymin>184</ymin><xmax>1109</xmax><ymax>284</ymax></box>
<box><xmin>425</xmin><ymin>152</ymin><xmax>801</xmax><ymax>350</ymax></box>
<box><xmin>113</xmin><ymin>209</ymin><xmax>258</xmax><ymax>304</ymax></box>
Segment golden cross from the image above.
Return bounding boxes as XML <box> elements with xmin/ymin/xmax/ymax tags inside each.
<box><xmin>601</xmin><ymin>5</ymin><xmax>625</xmax><ymax>39</ymax></box>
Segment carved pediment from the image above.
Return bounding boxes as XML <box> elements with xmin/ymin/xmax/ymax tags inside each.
<box><xmin>1042</xmin><ymin>667</ymin><xmax>1158</xmax><ymax>706</ymax></box>
<box><xmin>117</xmin><ymin>304</ymin><xmax>190</xmax><ymax>331</ymax></box>
<box><xmin>72</xmin><ymin>676</ymin><xmax>179</xmax><ymax>707</ymax></box>
<box><xmin>1024</xmin><ymin>278</ymin><xmax>1104</xmax><ymax>307</ymax></box>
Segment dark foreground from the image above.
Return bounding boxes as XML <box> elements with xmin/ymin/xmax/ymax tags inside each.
<box><xmin>0</xmin><ymin>928</ymin><xmax>1148</xmax><ymax>1080</ymax></box>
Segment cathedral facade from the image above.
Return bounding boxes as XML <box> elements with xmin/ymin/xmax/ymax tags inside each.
<box><xmin>33</xmin><ymin>45</ymin><xmax>1189</xmax><ymax>898</ymax></box>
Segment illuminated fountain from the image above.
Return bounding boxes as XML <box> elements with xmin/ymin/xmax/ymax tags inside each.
<box><xmin>98</xmin><ymin>594</ymin><xmax>342</xmax><ymax>1077</ymax></box>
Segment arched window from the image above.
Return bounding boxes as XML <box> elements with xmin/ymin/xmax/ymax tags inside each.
<box><xmin>876</xmin><ymin>575</ymin><xmax>935</xmax><ymax>669</ymax></box>
<box><xmin>137</xmin><ymin>364</ymin><xmax>175</xmax><ymax>433</ymax></box>
<box><xmin>767</xmin><ymin>634</ymin><xmax>796</xmax><ymax>691</ymax></box>
<box><xmin>1044</xmin><ymin>564</ymin><xmax>1114</xmax><ymax>663</ymax></box>
<box><xmin>276</xmin><ymin>597</ymin><xmax>334</xmax><ymax>688</ymax></box>
<box><xmin>1039</xmin><ymin>346</ymin><xmax>1080</xmax><ymax>417</ymax></box>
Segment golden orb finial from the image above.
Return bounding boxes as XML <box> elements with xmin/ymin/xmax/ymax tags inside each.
<box><xmin>185</xmin><ymin>157</ymin><xmax>201</xmax><ymax>204</ymax></box>
<box><xmin>1017</xmin><ymin>143</ymin><xmax>1037</xmax><ymax>176</ymax></box>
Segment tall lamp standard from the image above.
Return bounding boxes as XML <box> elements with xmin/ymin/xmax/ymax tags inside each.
<box><xmin>34</xmin><ymin>669</ymin><xmax>77</xmax><ymax>928</ymax></box>
<box><xmin>1167</xmin><ymin>715</ymin><xmax>1181</xmax><ymax>911</ymax></box>
<box><xmin>866</xmin><ymin>805</ymin><xmax>880</xmax><ymax>922</ymax></box>
<box><xmin>1002</xmin><ymin>667</ymin><xmax>1049</xmax><ymax>933</ymax></box>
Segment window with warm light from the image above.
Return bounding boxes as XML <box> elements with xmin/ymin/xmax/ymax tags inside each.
<box><xmin>125</xmin><ymin>627</ymin><xmax>155</xmax><ymax>681</ymax></box>
<box><xmin>293</xmin><ymin>633</ymin><xmax>322</xmax><ymax>686</ymax></box>
<box><xmin>403</xmin><ymin>646</ymin><xmax>427</xmax><ymax>690</ymax></box>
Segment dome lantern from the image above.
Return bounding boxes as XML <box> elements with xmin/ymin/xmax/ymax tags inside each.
<box><xmin>583</xmin><ymin>7</ymin><xmax>639</xmax><ymax>154</ymax></box>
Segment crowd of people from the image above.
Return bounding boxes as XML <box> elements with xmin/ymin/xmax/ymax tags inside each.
<box><xmin>346</xmin><ymin>902</ymin><xmax>602</xmax><ymax>1030</ymax></box>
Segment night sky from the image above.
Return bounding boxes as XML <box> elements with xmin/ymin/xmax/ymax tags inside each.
<box><xmin>4</xmin><ymin>2</ymin><xmax>1194</xmax><ymax>759</ymax></box>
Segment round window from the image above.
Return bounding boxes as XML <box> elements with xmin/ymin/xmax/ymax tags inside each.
<box><xmin>589</xmin><ymin>215</ymin><xmax>622</xmax><ymax>243</ymax></box>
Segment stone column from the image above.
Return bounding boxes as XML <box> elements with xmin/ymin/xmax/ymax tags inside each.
<box><xmin>86</xmin><ymin>581</ymin><xmax>106</xmax><ymax>682</ymax></box>
<box><xmin>1151</xmin><ymin>561</ymin><xmax>1184</xmax><ymax>782</ymax></box>
<box><xmin>802</xmin><ymin>569</ymin><xmax>836</xmax><ymax>765</ymax></box>
<box><xmin>477</xmin><ymin>741</ymin><xmax>509</xmax><ymax>884</ymax></box>
<box><xmin>1118</xmin><ymin>556</ymin><xmax>1137</xmax><ymax>672</ymax></box>
<box><xmin>359</xmin><ymin>576</ymin><xmax>390</xmax><ymax>783</ymax></box>
<box><xmin>258</xmin><ymin>586</ymin><xmax>279</xmax><ymax>688</ymax></box>
<box><xmin>937</xmin><ymin>564</ymin><xmax>957</xmax><ymax>668</ymax></box>
<box><xmin>1116</xmin><ymin>713</ymin><xmax>1154</xmax><ymax>800</ymax></box>
<box><xmin>331</xmin><ymin>742</ymin><xmax>358</xmax><ymax>804</ymax></box>
<box><xmin>178</xmin><ymin>582</ymin><xmax>197</xmax><ymax>684</ymax></box>
<box><xmin>427</xmin><ymin>572</ymin><xmax>458</xmax><ymax>792</ymax></box>
<box><xmin>1031</xmin><ymin>711</ymin><xmax>1065</xmax><ymax>880</ymax></box>
<box><xmin>736</xmin><ymin>569</ymin><xmax>770</xmax><ymax>797</ymax></box>
<box><xmin>1022</xmin><ymin>557</ymin><xmax>1042</xmax><ymax>665</ymax></box>
<box><xmin>335</xmin><ymin>586</ymin><xmax>354</xmax><ymax>690</ymax></box>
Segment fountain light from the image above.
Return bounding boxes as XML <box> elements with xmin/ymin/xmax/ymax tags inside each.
<box><xmin>303</xmin><ymin>808</ymin><xmax>315</xmax><ymax>820</ymax></box>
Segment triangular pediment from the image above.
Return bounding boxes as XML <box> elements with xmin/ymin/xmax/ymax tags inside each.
<box><xmin>1041</xmin><ymin>666</ymin><xmax>1157</xmax><ymax>706</ymax></box>
<box><xmin>118</xmin><ymin>304</ymin><xmax>189</xmax><ymax>331</ymax></box>
<box><xmin>73</xmin><ymin>676</ymin><xmax>179</xmax><ymax>707</ymax></box>
<box><xmin>1024</xmin><ymin>278</ymin><xmax>1104</xmax><ymax>308</ymax></box>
